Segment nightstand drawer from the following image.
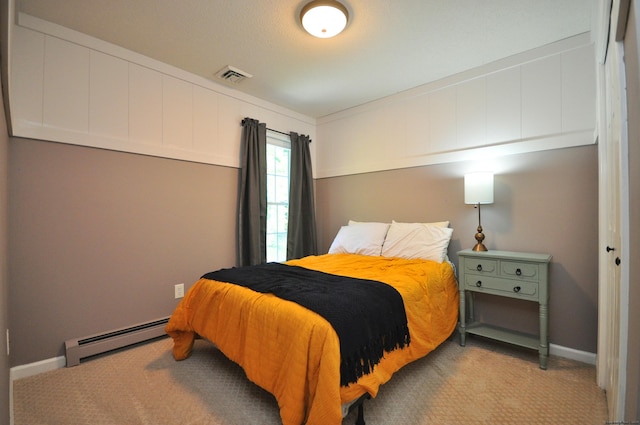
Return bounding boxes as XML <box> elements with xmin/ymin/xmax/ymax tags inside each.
<box><xmin>464</xmin><ymin>275</ymin><xmax>538</xmax><ymax>301</ymax></box>
<box><xmin>463</xmin><ymin>258</ymin><xmax>498</xmax><ymax>276</ymax></box>
<box><xmin>501</xmin><ymin>261</ymin><xmax>539</xmax><ymax>282</ymax></box>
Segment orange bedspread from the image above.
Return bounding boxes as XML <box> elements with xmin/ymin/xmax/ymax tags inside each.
<box><xmin>165</xmin><ymin>253</ymin><xmax>459</xmax><ymax>425</ymax></box>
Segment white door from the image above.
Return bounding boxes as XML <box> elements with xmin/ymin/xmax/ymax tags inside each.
<box><xmin>603</xmin><ymin>41</ymin><xmax>623</xmax><ymax>419</ymax></box>
<box><xmin>597</xmin><ymin>1</ymin><xmax>630</xmax><ymax>419</ymax></box>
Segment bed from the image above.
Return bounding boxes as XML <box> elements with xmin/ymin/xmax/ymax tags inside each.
<box><xmin>165</xmin><ymin>220</ymin><xmax>459</xmax><ymax>425</ymax></box>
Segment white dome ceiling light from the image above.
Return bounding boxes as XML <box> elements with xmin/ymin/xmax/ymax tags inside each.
<box><xmin>300</xmin><ymin>1</ymin><xmax>349</xmax><ymax>38</ymax></box>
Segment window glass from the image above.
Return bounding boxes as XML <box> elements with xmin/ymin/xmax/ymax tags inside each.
<box><xmin>266</xmin><ymin>132</ymin><xmax>291</xmax><ymax>262</ymax></box>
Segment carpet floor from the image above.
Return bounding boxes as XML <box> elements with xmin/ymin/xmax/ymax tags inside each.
<box><xmin>13</xmin><ymin>336</ymin><xmax>608</xmax><ymax>424</ymax></box>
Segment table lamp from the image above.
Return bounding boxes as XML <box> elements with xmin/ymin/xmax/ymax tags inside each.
<box><xmin>464</xmin><ymin>172</ymin><xmax>494</xmax><ymax>251</ymax></box>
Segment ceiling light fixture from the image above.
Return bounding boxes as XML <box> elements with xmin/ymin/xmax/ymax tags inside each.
<box><xmin>300</xmin><ymin>0</ymin><xmax>349</xmax><ymax>38</ymax></box>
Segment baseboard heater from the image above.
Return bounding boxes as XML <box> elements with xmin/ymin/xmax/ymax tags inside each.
<box><xmin>65</xmin><ymin>316</ymin><xmax>170</xmax><ymax>367</ymax></box>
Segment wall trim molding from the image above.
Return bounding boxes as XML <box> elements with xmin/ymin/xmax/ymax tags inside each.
<box><xmin>550</xmin><ymin>343</ymin><xmax>597</xmax><ymax>365</ymax></box>
<box><xmin>9</xmin><ymin>355</ymin><xmax>65</xmax><ymax>381</ymax></box>
<box><xmin>315</xmin><ymin>130</ymin><xmax>597</xmax><ymax>179</ymax></box>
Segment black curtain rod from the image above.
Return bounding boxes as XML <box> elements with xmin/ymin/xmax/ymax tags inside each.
<box><xmin>241</xmin><ymin>118</ymin><xmax>311</xmax><ymax>142</ymax></box>
<box><xmin>269</xmin><ymin>128</ymin><xmax>312</xmax><ymax>143</ymax></box>
<box><xmin>266</xmin><ymin>127</ymin><xmax>290</xmax><ymax>136</ymax></box>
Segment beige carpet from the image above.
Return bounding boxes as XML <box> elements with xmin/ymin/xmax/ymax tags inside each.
<box><xmin>13</xmin><ymin>336</ymin><xmax>608</xmax><ymax>424</ymax></box>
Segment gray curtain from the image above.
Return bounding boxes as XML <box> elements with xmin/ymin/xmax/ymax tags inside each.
<box><xmin>237</xmin><ymin>118</ymin><xmax>267</xmax><ymax>266</ymax></box>
<box><xmin>287</xmin><ymin>132</ymin><xmax>318</xmax><ymax>260</ymax></box>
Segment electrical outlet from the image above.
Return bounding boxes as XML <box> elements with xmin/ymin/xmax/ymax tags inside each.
<box><xmin>174</xmin><ymin>283</ymin><xmax>185</xmax><ymax>299</ymax></box>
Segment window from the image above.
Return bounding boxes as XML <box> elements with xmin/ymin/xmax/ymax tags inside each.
<box><xmin>266</xmin><ymin>132</ymin><xmax>291</xmax><ymax>262</ymax></box>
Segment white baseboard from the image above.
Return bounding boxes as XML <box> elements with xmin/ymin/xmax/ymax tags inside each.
<box><xmin>9</xmin><ymin>355</ymin><xmax>66</xmax><ymax>381</ymax></box>
<box><xmin>550</xmin><ymin>343</ymin><xmax>597</xmax><ymax>365</ymax></box>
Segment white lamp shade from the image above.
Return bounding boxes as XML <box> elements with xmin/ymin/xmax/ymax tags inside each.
<box><xmin>301</xmin><ymin>1</ymin><xmax>348</xmax><ymax>38</ymax></box>
<box><xmin>464</xmin><ymin>172</ymin><xmax>494</xmax><ymax>205</ymax></box>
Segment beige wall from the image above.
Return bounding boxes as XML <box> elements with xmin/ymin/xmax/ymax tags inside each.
<box><xmin>7</xmin><ymin>138</ymin><xmax>601</xmax><ymax>365</ymax></box>
<box><xmin>316</xmin><ymin>145</ymin><xmax>599</xmax><ymax>353</ymax></box>
<box><xmin>8</xmin><ymin>139</ymin><xmax>239</xmax><ymax>365</ymax></box>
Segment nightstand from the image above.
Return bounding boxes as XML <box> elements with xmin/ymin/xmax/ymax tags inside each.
<box><xmin>457</xmin><ymin>249</ymin><xmax>552</xmax><ymax>369</ymax></box>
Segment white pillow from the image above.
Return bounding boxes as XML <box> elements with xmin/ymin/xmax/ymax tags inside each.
<box><xmin>392</xmin><ymin>219</ymin><xmax>450</xmax><ymax>228</ymax></box>
<box><xmin>348</xmin><ymin>220</ymin><xmax>388</xmax><ymax>226</ymax></box>
<box><xmin>328</xmin><ymin>222</ymin><xmax>390</xmax><ymax>256</ymax></box>
<box><xmin>349</xmin><ymin>220</ymin><xmax>449</xmax><ymax>228</ymax></box>
<box><xmin>381</xmin><ymin>222</ymin><xmax>454</xmax><ymax>262</ymax></box>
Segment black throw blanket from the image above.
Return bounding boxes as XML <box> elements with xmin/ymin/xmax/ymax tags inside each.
<box><xmin>203</xmin><ymin>262</ymin><xmax>411</xmax><ymax>386</ymax></box>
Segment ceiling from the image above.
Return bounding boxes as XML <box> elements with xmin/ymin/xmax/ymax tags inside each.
<box><xmin>17</xmin><ymin>0</ymin><xmax>594</xmax><ymax>118</ymax></box>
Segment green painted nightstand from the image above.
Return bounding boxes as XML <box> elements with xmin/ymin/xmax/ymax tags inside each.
<box><xmin>457</xmin><ymin>249</ymin><xmax>552</xmax><ymax>369</ymax></box>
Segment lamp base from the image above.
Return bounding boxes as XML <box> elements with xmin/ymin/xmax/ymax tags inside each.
<box><xmin>472</xmin><ymin>242</ymin><xmax>488</xmax><ymax>252</ymax></box>
<box><xmin>472</xmin><ymin>225</ymin><xmax>488</xmax><ymax>252</ymax></box>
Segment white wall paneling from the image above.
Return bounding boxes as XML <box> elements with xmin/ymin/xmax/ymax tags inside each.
<box><xmin>363</xmin><ymin>104</ymin><xmax>402</xmax><ymax>168</ymax></box>
<box><xmin>486</xmin><ymin>67</ymin><xmax>521</xmax><ymax>144</ymax></box>
<box><xmin>316</xmin><ymin>34</ymin><xmax>596</xmax><ymax>178</ymax></box>
<box><xmin>403</xmin><ymin>93</ymin><xmax>430</xmax><ymax>157</ymax></box>
<box><xmin>9</xmin><ymin>13</ymin><xmax>315</xmax><ymax>170</ymax></box>
<box><xmin>429</xmin><ymin>86</ymin><xmax>457</xmax><ymax>153</ymax></box>
<box><xmin>9</xmin><ymin>13</ymin><xmax>590</xmax><ymax>177</ymax></box>
<box><xmin>562</xmin><ymin>44</ymin><xmax>597</xmax><ymax>133</ymax></box>
<box><xmin>43</xmin><ymin>35</ymin><xmax>89</xmax><ymax>134</ymax></box>
<box><xmin>192</xmin><ymin>85</ymin><xmax>219</xmax><ymax>156</ymax></box>
<box><xmin>162</xmin><ymin>75</ymin><xmax>193</xmax><ymax>151</ymax></box>
<box><xmin>10</xmin><ymin>25</ymin><xmax>44</xmax><ymax>130</ymax></box>
<box><xmin>521</xmin><ymin>55</ymin><xmax>562</xmax><ymax>139</ymax></box>
<box><xmin>316</xmin><ymin>113</ymin><xmax>365</xmax><ymax>174</ymax></box>
<box><xmin>215</xmin><ymin>95</ymin><xmax>244</xmax><ymax>166</ymax></box>
<box><xmin>129</xmin><ymin>63</ymin><xmax>163</xmax><ymax>147</ymax></box>
<box><xmin>456</xmin><ymin>77</ymin><xmax>486</xmax><ymax>150</ymax></box>
<box><xmin>90</xmin><ymin>51</ymin><xmax>128</xmax><ymax>141</ymax></box>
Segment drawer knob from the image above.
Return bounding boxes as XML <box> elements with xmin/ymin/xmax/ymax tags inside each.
<box><xmin>476</xmin><ymin>280</ymin><xmax>482</xmax><ymax>287</ymax></box>
<box><xmin>476</xmin><ymin>264</ymin><xmax>483</xmax><ymax>272</ymax></box>
<box><xmin>513</xmin><ymin>286</ymin><xmax>521</xmax><ymax>293</ymax></box>
<box><xmin>515</xmin><ymin>268</ymin><xmax>522</xmax><ymax>276</ymax></box>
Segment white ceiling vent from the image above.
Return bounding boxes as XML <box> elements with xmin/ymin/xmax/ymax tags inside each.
<box><xmin>214</xmin><ymin>65</ymin><xmax>253</xmax><ymax>84</ymax></box>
